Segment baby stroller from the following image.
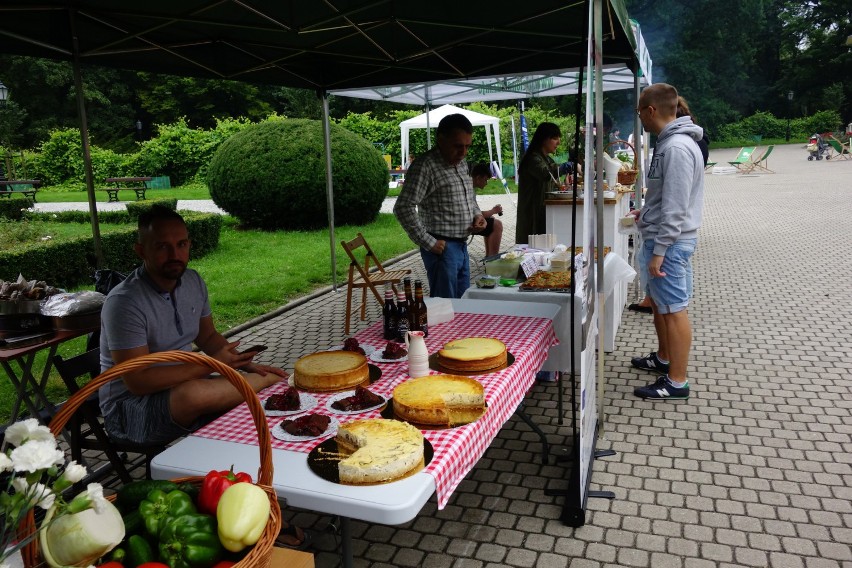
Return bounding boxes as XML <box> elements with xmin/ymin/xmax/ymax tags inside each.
<box><xmin>807</xmin><ymin>134</ymin><xmax>829</xmax><ymax>160</ymax></box>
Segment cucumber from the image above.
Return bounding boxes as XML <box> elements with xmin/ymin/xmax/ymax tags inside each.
<box><xmin>116</xmin><ymin>480</ymin><xmax>179</xmax><ymax>509</ymax></box>
<box><xmin>126</xmin><ymin>534</ymin><xmax>154</xmax><ymax>568</ymax></box>
<box><xmin>122</xmin><ymin>509</ymin><xmax>144</xmax><ymax>536</ymax></box>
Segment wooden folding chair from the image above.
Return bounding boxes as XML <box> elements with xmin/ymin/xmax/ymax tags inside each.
<box><xmin>54</xmin><ymin>348</ymin><xmax>166</xmax><ymax>484</ymax></box>
<box><xmin>341</xmin><ymin>232</ymin><xmax>411</xmax><ymax>334</ymax></box>
<box><xmin>738</xmin><ymin>145</ymin><xmax>775</xmax><ymax>174</ymax></box>
<box><xmin>826</xmin><ymin>135</ymin><xmax>851</xmax><ymax>160</ymax></box>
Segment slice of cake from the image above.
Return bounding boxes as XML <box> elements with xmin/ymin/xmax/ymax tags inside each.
<box><xmin>393</xmin><ymin>375</ymin><xmax>486</xmax><ymax>426</ymax></box>
<box><xmin>331</xmin><ymin>385</ymin><xmax>385</xmax><ymax>412</ymax></box>
<box><xmin>280</xmin><ymin>414</ymin><xmax>331</xmax><ymax>437</ymax></box>
<box><xmin>265</xmin><ymin>387</ymin><xmax>300</xmax><ymax>411</ymax></box>
<box><xmin>294</xmin><ymin>350</ymin><xmax>369</xmax><ymax>391</ymax></box>
<box><xmin>336</xmin><ymin>418</ymin><xmax>424</xmax><ymax>484</ymax></box>
<box><xmin>436</xmin><ymin>337</ymin><xmax>507</xmax><ymax>372</ymax></box>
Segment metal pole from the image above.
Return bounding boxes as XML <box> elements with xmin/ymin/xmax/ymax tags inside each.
<box><xmin>321</xmin><ymin>91</ymin><xmax>338</xmax><ymax>291</ymax></box>
<box><xmin>593</xmin><ymin>0</ymin><xmax>607</xmax><ymax>434</ymax></box>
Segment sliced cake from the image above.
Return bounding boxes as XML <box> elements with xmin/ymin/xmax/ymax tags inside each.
<box><xmin>336</xmin><ymin>418</ymin><xmax>424</xmax><ymax>484</ymax></box>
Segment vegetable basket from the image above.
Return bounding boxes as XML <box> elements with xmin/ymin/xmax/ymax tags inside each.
<box><xmin>605</xmin><ymin>139</ymin><xmax>638</xmax><ymax>186</ymax></box>
<box><xmin>21</xmin><ymin>350</ymin><xmax>282</xmax><ymax>568</ymax></box>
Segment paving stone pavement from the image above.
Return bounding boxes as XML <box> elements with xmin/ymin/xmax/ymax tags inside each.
<box><xmin>66</xmin><ymin>143</ymin><xmax>851</xmax><ymax>568</ymax></box>
<box><xmin>229</xmin><ymin>144</ymin><xmax>852</xmax><ymax>567</ymax></box>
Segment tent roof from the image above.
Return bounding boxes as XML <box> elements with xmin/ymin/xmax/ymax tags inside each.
<box><xmin>0</xmin><ymin>1</ymin><xmax>638</xmax><ymax>91</ymax></box>
<box><xmin>400</xmin><ymin>105</ymin><xmax>499</xmax><ymax>129</ymax></box>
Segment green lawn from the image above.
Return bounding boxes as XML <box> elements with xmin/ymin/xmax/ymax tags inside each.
<box><xmin>33</xmin><ymin>181</ymin><xmax>212</xmax><ymax>202</ymax></box>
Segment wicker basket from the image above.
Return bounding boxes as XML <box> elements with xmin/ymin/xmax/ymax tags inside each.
<box><xmin>605</xmin><ymin>139</ymin><xmax>638</xmax><ymax>186</ymax></box>
<box><xmin>21</xmin><ymin>350</ymin><xmax>281</xmax><ymax>568</ymax></box>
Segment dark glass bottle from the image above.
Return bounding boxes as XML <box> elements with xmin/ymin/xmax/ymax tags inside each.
<box><xmin>383</xmin><ymin>285</ymin><xmax>397</xmax><ymax>340</ymax></box>
<box><xmin>395</xmin><ymin>289</ymin><xmax>410</xmax><ymax>342</ymax></box>
<box><xmin>403</xmin><ymin>277</ymin><xmax>414</xmax><ymax>306</ymax></box>
<box><xmin>414</xmin><ymin>280</ymin><xmax>428</xmax><ymax>337</ymax></box>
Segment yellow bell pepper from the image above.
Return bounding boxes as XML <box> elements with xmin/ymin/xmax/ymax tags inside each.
<box><xmin>216</xmin><ymin>482</ymin><xmax>270</xmax><ymax>552</ymax></box>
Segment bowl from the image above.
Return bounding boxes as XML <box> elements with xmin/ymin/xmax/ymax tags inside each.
<box><xmin>475</xmin><ymin>276</ymin><xmax>500</xmax><ymax>289</ymax></box>
<box><xmin>485</xmin><ymin>258</ymin><xmax>522</xmax><ymax>279</ymax></box>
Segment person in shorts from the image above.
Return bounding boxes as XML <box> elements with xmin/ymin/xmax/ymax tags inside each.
<box><xmin>99</xmin><ymin>206</ymin><xmax>287</xmax><ymax>445</ymax></box>
<box><xmin>627</xmin><ymin>83</ymin><xmax>705</xmax><ymax>400</ymax></box>
<box><xmin>469</xmin><ymin>162</ymin><xmax>504</xmax><ymax>256</ymax></box>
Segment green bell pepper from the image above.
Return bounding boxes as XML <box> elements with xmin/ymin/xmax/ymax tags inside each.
<box><xmin>158</xmin><ymin>513</ymin><xmax>223</xmax><ymax>568</ymax></box>
<box><xmin>138</xmin><ymin>488</ymin><xmax>197</xmax><ymax>537</ymax></box>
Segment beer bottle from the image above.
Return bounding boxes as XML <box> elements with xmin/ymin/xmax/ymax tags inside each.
<box><xmin>414</xmin><ymin>280</ymin><xmax>428</xmax><ymax>337</ymax></box>
<box><xmin>403</xmin><ymin>277</ymin><xmax>414</xmax><ymax>306</ymax></box>
<box><xmin>395</xmin><ymin>289</ymin><xmax>410</xmax><ymax>342</ymax></box>
<box><xmin>383</xmin><ymin>285</ymin><xmax>397</xmax><ymax>340</ymax></box>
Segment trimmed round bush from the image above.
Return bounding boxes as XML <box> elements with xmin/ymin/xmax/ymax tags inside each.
<box><xmin>206</xmin><ymin>119</ymin><xmax>388</xmax><ymax>230</ymax></box>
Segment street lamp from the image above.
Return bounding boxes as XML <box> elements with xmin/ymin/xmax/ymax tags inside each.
<box><xmin>786</xmin><ymin>90</ymin><xmax>793</xmax><ymax>142</ymax></box>
<box><xmin>135</xmin><ymin>119</ymin><xmax>142</xmax><ymax>141</ymax></box>
<box><xmin>0</xmin><ymin>80</ymin><xmax>8</xmax><ymax>108</ymax></box>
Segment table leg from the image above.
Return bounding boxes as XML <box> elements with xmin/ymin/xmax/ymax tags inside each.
<box><xmin>1</xmin><ymin>345</ymin><xmax>61</xmax><ymax>427</ymax></box>
<box><xmin>341</xmin><ymin>516</ymin><xmax>354</xmax><ymax>568</ymax></box>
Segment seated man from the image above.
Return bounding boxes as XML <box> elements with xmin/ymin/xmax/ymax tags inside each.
<box><xmin>469</xmin><ymin>162</ymin><xmax>504</xmax><ymax>257</ymax></box>
<box><xmin>99</xmin><ymin>205</ymin><xmax>287</xmax><ymax>446</ymax></box>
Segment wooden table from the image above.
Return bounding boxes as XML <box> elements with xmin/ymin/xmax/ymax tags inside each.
<box><xmin>0</xmin><ymin>327</ymin><xmax>97</xmax><ymax>431</ymax></box>
<box><xmin>102</xmin><ymin>176</ymin><xmax>153</xmax><ymax>202</ymax></box>
<box><xmin>0</xmin><ymin>179</ymin><xmax>42</xmax><ymax>201</ymax></box>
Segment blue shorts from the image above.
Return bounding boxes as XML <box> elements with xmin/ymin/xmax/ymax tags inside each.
<box><xmin>105</xmin><ymin>390</ymin><xmax>197</xmax><ymax>445</ymax></box>
<box><xmin>643</xmin><ymin>238</ymin><xmax>696</xmax><ymax>314</ymax></box>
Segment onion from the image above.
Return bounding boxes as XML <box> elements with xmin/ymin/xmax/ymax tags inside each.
<box><xmin>39</xmin><ymin>501</ymin><xmax>125</xmax><ymax>567</ymax></box>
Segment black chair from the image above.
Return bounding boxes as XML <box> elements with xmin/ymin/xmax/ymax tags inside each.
<box><xmin>54</xmin><ymin>348</ymin><xmax>165</xmax><ymax>484</ymax></box>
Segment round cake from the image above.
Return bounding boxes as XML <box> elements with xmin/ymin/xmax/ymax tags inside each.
<box><xmin>294</xmin><ymin>350</ymin><xmax>369</xmax><ymax>391</ymax></box>
<box><xmin>393</xmin><ymin>375</ymin><xmax>486</xmax><ymax>426</ymax></box>
<box><xmin>336</xmin><ymin>418</ymin><xmax>424</xmax><ymax>484</ymax></box>
<box><xmin>436</xmin><ymin>337</ymin><xmax>507</xmax><ymax>372</ymax></box>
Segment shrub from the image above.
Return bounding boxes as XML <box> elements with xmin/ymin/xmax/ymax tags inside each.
<box><xmin>207</xmin><ymin>119</ymin><xmax>388</xmax><ymax>230</ymax></box>
<box><xmin>791</xmin><ymin>110</ymin><xmax>843</xmax><ymax>137</ymax></box>
<box><xmin>0</xmin><ymin>198</ymin><xmax>33</xmax><ymax>220</ymax></box>
<box><xmin>29</xmin><ymin>128</ymin><xmax>129</xmax><ymax>185</ymax></box>
<box><xmin>0</xmin><ymin>213</ymin><xmax>222</xmax><ymax>288</ymax></box>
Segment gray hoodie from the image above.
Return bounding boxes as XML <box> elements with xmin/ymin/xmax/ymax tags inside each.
<box><xmin>639</xmin><ymin>116</ymin><xmax>705</xmax><ymax>256</ymax></box>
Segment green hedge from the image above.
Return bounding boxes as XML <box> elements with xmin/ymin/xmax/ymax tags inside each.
<box><xmin>0</xmin><ymin>198</ymin><xmax>33</xmax><ymax>220</ymax></box>
<box><xmin>125</xmin><ymin>198</ymin><xmax>178</xmax><ymax>219</ymax></box>
<box><xmin>0</xmin><ymin>212</ymin><xmax>222</xmax><ymax>289</ymax></box>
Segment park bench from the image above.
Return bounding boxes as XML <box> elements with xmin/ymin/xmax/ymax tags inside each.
<box><xmin>0</xmin><ymin>179</ymin><xmax>42</xmax><ymax>202</ymax></box>
<box><xmin>102</xmin><ymin>176</ymin><xmax>152</xmax><ymax>202</ymax></box>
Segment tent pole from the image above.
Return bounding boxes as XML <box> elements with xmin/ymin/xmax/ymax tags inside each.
<box><xmin>321</xmin><ymin>91</ymin><xmax>338</xmax><ymax>291</ymax></box>
<box><xmin>511</xmin><ymin>116</ymin><xmax>519</xmax><ymax>185</ymax></box>
<box><xmin>593</xmin><ymin>0</ymin><xmax>607</xmax><ymax>438</ymax></box>
<box><xmin>425</xmin><ymin>87</ymin><xmax>432</xmax><ymax>149</ymax></box>
<box><xmin>69</xmin><ymin>10</ymin><xmax>103</xmax><ymax>269</ymax></box>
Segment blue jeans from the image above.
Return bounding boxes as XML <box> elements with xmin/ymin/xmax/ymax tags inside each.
<box><xmin>420</xmin><ymin>241</ymin><xmax>470</xmax><ymax>298</ymax></box>
<box><xmin>643</xmin><ymin>238</ymin><xmax>696</xmax><ymax>314</ymax></box>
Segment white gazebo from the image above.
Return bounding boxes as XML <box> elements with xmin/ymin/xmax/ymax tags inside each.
<box><xmin>399</xmin><ymin>104</ymin><xmax>502</xmax><ymax>173</ymax></box>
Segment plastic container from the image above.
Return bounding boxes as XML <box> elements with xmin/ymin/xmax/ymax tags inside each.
<box><xmin>485</xmin><ymin>258</ymin><xmax>522</xmax><ymax>279</ymax></box>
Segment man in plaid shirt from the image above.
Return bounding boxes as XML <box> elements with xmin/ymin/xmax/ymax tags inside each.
<box><xmin>394</xmin><ymin>114</ymin><xmax>486</xmax><ymax>298</ymax></box>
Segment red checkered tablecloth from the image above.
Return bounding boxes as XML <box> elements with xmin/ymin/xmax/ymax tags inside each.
<box><xmin>194</xmin><ymin>312</ymin><xmax>557</xmax><ymax>509</ymax></box>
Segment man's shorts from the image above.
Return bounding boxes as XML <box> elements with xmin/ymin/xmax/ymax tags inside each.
<box><xmin>643</xmin><ymin>238</ymin><xmax>696</xmax><ymax>314</ymax></box>
<box><xmin>105</xmin><ymin>390</ymin><xmax>196</xmax><ymax>445</ymax></box>
<box><xmin>472</xmin><ymin>216</ymin><xmax>495</xmax><ymax>238</ymax></box>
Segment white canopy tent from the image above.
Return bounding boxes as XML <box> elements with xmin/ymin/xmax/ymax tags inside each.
<box><xmin>399</xmin><ymin>104</ymin><xmax>502</xmax><ymax>173</ymax></box>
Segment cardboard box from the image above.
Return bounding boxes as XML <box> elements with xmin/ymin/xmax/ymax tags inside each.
<box><xmin>269</xmin><ymin>546</ymin><xmax>315</xmax><ymax>568</ymax></box>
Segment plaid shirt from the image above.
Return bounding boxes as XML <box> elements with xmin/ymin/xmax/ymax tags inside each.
<box><xmin>394</xmin><ymin>147</ymin><xmax>482</xmax><ymax>250</ymax></box>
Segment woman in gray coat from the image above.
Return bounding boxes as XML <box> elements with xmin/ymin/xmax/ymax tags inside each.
<box><xmin>515</xmin><ymin>122</ymin><xmax>562</xmax><ymax>244</ymax></box>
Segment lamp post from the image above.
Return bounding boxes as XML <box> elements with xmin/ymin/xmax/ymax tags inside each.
<box><xmin>135</xmin><ymin>119</ymin><xmax>142</xmax><ymax>141</ymax></box>
<box><xmin>0</xmin><ymin>80</ymin><xmax>7</xmax><ymax>108</ymax></box>
<box><xmin>786</xmin><ymin>90</ymin><xmax>793</xmax><ymax>142</ymax></box>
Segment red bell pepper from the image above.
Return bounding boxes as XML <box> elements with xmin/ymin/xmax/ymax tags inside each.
<box><xmin>198</xmin><ymin>466</ymin><xmax>252</xmax><ymax>515</ymax></box>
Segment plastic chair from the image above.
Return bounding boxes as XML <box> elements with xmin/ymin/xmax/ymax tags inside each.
<box><xmin>825</xmin><ymin>135</ymin><xmax>851</xmax><ymax>160</ymax></box>
<box><xmin>739</xmin><ymin>145</ymin><xmax>775</xmax><ymax>174</ymax></box>
<box><xmin>341</xmin><ymin>232</ymin><xmax>411</xmax><ymax>334</ymax></box>
<box><xmin>727</xmin><ymin>147</ymin><xmax>756</xmax><ymax>170</ymax></box>
<box><xmin>53</xmin><ymin>348</ymin><xmax>166</xmax><ymax>484</ymax></box>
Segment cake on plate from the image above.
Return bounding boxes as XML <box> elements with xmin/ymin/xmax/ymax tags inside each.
<box><xmin>294</xmin><ymin>350</ymin><xmax>369</xmax><ymax>391</ymax></box>
<box><xmin>436</xmin><ymin>337</ymin><xmax>507</xmax><ymax>372</ymax></box>
<box><xmin>336</xmin><ymin>418</ymin><xmax>424</xmax><ymax>484</ymax></box>
<box><xmin>393</xmin><ymin>375</ymin><xmax>485</xmax><ymax>426</ymax></box>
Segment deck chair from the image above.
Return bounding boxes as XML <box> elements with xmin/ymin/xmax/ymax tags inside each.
<box><xmin>54</xmin><ymin>348</ymin><xmax>166</xmax><ymax>484</ymax></box>
<box><xmin>704</xmin><ymin>161</ymin><xmax>717</xmax><ymax>171</ymax></box>
<box><xmin>341</xmin><ymin>232</ymin><xmax>411</xmax><ymax>334</ymax></box>
<box><xmin>727</xmin><ymin>147</ymin><xmax>756</xmax><ymax>170</ymax></box>
<box><xmin>826</xmin><ymin>135</ymin><xmax>851</xmax><ymax>160</ymax></box>
<box><xmin>739</xmin><ymin>145</ymin><xmax>775</xmax><ymax>174</ymax></box>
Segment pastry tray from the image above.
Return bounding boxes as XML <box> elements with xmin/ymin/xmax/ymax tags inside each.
<box><xmin>380</xmin><ymin>398</ymin><xmax>488</xmax><ymax>430</ymax></box>
<box><xmin>307</xmin><ymin>437</ymin><xmax>434</xmax><ymax>485</ymax></box>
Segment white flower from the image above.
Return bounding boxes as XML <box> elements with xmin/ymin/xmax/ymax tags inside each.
<box><xmin>85</xmin><ymin>483</ymin><xmax>108</xmax><ymax>514</ymax></box>
<box><xmin>4</xmin><ymin>419</ymin><xmax>54</xmax><ymax>446</ymax></box>
<box><xmin>10</xmin><ymin>439</ymin><xmax>65</xmax><ymax>473</ymax></box>
<box><xmin>63</xmin><ymin>461</ymin><xmax>88</xmax><ymax>483</ymax></box>
<box><xmin>12</xmin><ymin>476</ymin><xmax>28</xmax><ymax>493</ymax></box>
<box><xmin>0</xmin><ymin>452</ymin><xmax>11</xmax><ymax>472</ymax></box>
<box><xmin>28</xmin><ymin>483</ymin><xmax>56</xmax><ymax>510</ymax></box>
